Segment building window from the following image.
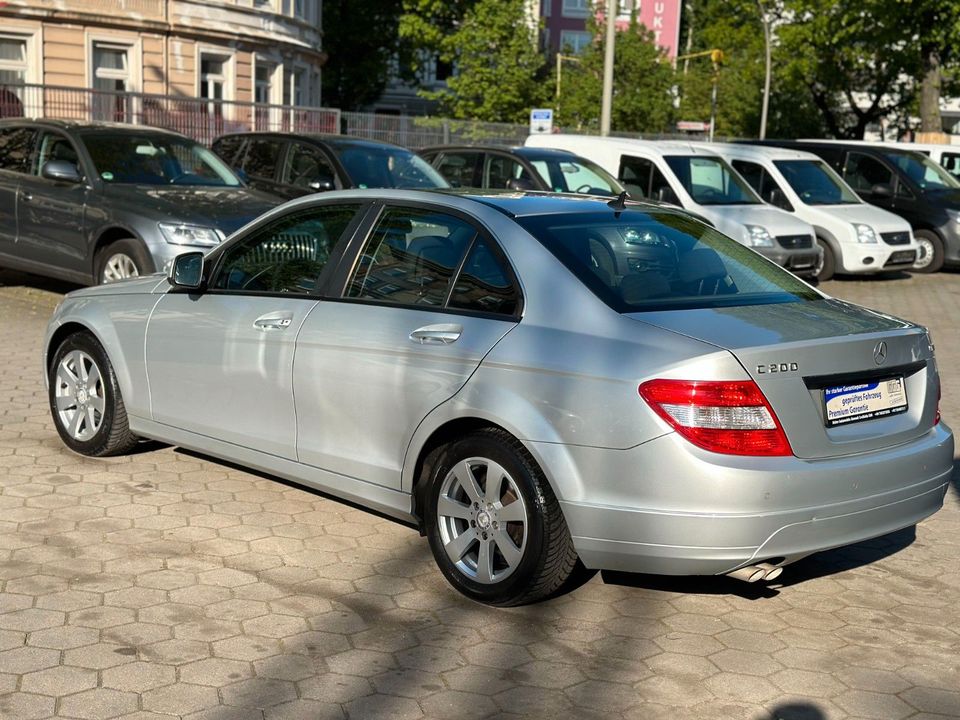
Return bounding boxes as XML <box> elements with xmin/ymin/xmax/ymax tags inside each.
<box><xmin>561</xmin><ymin>0</ymin><xmax>590</xmax><ymax>18</ymax></box>
<box><xmin>200</xmin><ymin>53</ymin><xmax>230</xmax><ymax>101</ymax></box>
<box><xmin>560</xmin><ymin>30</ymin><xmax>592</xmax><ymax>54</ymax></box>
<box><xmin>541</xmin><ymin>0</ymin><xmax>551</xmax><ymax>17</ymax></box>
<box><xmin>255</xmin><ymin>62</ymin><xmax>276</xmax><ymax>104</ymax></box>
<box><xmin>0</xmin><ymin>35</ymin><xmax>28</xmax><ymax>85</ymax></box>
<box><xmin>283</xmin><ymin>66</ymin><xmax>306</xmax><ymax>107</ymax></box>
<box><xmin>92</xmin><ymin>43</ymin><xmax>131</xmax><ymax>93</ymax></box>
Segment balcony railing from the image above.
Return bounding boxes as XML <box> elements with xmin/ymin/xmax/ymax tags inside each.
<box><xmin>0</xmin><ymin>84</ymin><xmax>340</xmax><ymax>144</ymax></box>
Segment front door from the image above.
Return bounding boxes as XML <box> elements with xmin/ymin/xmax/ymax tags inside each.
<box><xmin>0</xmin><ymin>127</ymin><xmax>36</xmax><ymax>257</ymax></box>
<box><xmin>145</xmin><ymin>203</ymin><xmax>364</xmax><ymax>458</ymax></box>
<box><xmin>294</xmin><ymin>204</ymin><xmax>522</xmax><ymax>488</ymax></box>
<box><xmin>16</xmin><ymin>130</ymin><xmax>90</xmax><ymax>275</ymax></box>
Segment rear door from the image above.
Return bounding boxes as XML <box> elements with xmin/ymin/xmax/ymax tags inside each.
<box><xmin>239</xmin><ymin>136</ymin><xmax>289</xmax><ymax>198</ymax></box>
<box><xmin>293</xmin><ymin>202</ymin><xmax>521</xmax><ymax>489</ymax></box>
<box><xmin>145</xmin><ymin>202</ymin><xmax>365</xmax><ymax>458</ymax></box>
<box><xmin>0</xmin><ymin>126</ymin><xmax>36</xmax><ymax>256</ymax></box>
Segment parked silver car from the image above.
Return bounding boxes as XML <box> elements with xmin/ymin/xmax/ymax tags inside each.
<box><xmin>44</xmin><ymin>190</ymin><xmax>954</xmax><ymax>605</ymax></box>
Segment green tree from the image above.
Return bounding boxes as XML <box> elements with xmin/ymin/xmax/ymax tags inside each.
<box><xmin>416</xmin><ymin>0</ymin><xmax>549</xmax><ymax>123</ymax></box>
<box><xmin>321</xmin><ymin>0</ymin><xmax>406</xmax><ymax>110</ymax></box>
<box><xmin>559</xmin><ymin>14</ymin><xmax>676</xmax><ymax>133</ymax></box>
<box><xmin>398</xmin><ymin>0</ymin><xmax>479</xmax><ymax>81</ymax></box>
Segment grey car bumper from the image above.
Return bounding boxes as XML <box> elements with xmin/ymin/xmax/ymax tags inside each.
<box><xmin>757</xmin><ymin>245</ymin><xmax>822</xmax><ymax>276</ymax></box>
<box><xmin>534</xmin><ymin>422</ymin><xmax>954</xmax><ymax>576</ymax></box>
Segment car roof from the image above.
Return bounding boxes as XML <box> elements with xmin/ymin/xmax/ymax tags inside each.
<box><xmin>705</xmin><ymin>142</ymin><xmax>822</xmax><ymax>162</ymax></box>
<box><xmin>0</xmin><ymin>118</ymin><xmax>187</xmax><ymax>138</ymax></box>
<box><xmin>529</xmin><ymin>133</ymin><xmax>721</xmax><ymax>157</ymax></box>
<box><xmin>752</xmin><ymin>139</ymin><xmax>927</xmax><ymax>159</ymax></box>
<box><xmin>420</xmin><ymin>145</ymin><xmax>579</xmax><ymax>160</ymax></box>
<box><xmin>215</xmin><ymin>131</ymin><xmax>410</xmax><ymax>151</ymax></box>
<box><xmin>449</xmin><ymin>189</ymin><xmax>679</xmax><ymax>218</ymax></box>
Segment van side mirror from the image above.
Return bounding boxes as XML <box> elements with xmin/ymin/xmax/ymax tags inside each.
<box><xmin>167</xmin><ymin>251</ymin><xmax>205</xmax><ymax>291</ymax></box>
<box><xmin>41</xmin><ymin>160</ymin><xmax>82</xmax><ymax>184</ymax></box>
<box><xmin>767</xmin><ymin>187</ymin><xmax>793</xmax><ymax>211</ymax></box>
<box><xmin>870</xmin><ymin>183</ymin><xmax>894</xmax><ymax>198</ymax></box>
<box><xmin>656</xmin><ymin>185</ymin><xmax>680</xmax><ymax>205</ymax></box>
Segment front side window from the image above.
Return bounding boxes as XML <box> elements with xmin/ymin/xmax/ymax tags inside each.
<box><xmin>484</xmin><ymin>155</ymin><xmax>531</xmax><ymax>190</ymax></box>
<box><xmin>531</xmin><ymin>157</ymin><xmax>619</xmax><ymax>196</ymax></box>
<box><xmin>83</xmin><ymin>132</ymin><xmax>240</xmax><ymax>186</ymax></box>
<box><xmin>731</xmin><ymin>159</ymin><xmax>791</xmax><ymax>210</ymax></box>
<box><xmin>283</xmin><ymin>142</ymin><xmax>338</xmax><ymax>190</ymax></box>
<box><xmin>885</xmin><ymin>151</ymin><xmax>960</xmax><ymax>191</ymax></box>
<box><xmin>516</xmin><ymin>209</ymin><xmax>821</xmax><ymax>313</ymax></box>
<box><xmin>346</xmin><ymin>207</ymin><xmax>478</xmax><ymax>307</ymax></box>
<box><xmin>665</xmin><ymin>155</ymin><xmax>761</xmax><ymax>205</ymax></box>
<box><xmin>242</xmin><ymin>138</ymin><xmax>284</xmax><ymax>181</ymax></box>
<box><xmin>33</xmin><ymin>131</ymin><xmax>79</xmax><ymax>176</ymax></box>
<box><xmin>0</xmin><ymin>127</ymin><xmax>35</xmax><ymax>174</ymax></box>
<box><xmin>331</xmin><ymin>142</ymin><xmax>449</xmax><ymax>189</ymax></box>
<box><xmin>434</xmin><ymin>151</ymin><xmax>481</xmax><ymax>188</ymax></box>
<box><xmin>213</xmin><ymin>205</ymin><xmax>360</xmax><ymax>294</ymax></box>
<box><xmin>774</xmin><ymin>159</ymin><xmax>860</xmax><ymax>205</ymax></box>
<box><xmin>842</xmin><ymin>152</ymin><xmax>893</xmax><ymax>192</ymax></box>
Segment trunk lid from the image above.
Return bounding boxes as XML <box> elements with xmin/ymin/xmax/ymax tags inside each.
<box><xmin>629</xmin><ymin>299</ymin><xmax>937</xmax><ymax>459</ymax></box>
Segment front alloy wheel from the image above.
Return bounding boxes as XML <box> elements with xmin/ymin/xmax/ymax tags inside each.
<box><xmin>54</xmin><ymin>349</ymin><xmax>105</xmax><ymax>441</ymax></box>
<box><xmin>101</xmin><ymin>253</ymin><xmax>140</xmax><ymax>283</ymax></box>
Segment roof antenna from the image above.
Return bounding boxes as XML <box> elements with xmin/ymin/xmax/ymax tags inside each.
<box><xmin>607</xmin><ymin>190</ymin><xmax>628</xmax><ymax>216</ymax></box>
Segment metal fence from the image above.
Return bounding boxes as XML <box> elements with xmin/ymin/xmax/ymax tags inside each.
<box><xmin>0</xmin><ymin>82</ymin><xmax>710</xmax><ymax>149</ymax></box>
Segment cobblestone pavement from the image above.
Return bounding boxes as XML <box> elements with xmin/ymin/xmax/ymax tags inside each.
<box><xmin>1</xmin><ymin>268</ymin><xmax>958</xmax><ymax>720</ymax></box>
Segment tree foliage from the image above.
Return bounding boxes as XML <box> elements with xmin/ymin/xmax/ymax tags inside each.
<box><xmin>558</xmin><ymin>14</ymin><xmax>676</xmax><ymax>134</ymax></box>
<box><xmin>413</xmin><ymin>0</ymin><xmax>550</xmax><ymax>123</ymax></box>
<box><xmin>321</xmin><ymin>0</ymin><xmax>406</xmax><ymax>111</ymax></box>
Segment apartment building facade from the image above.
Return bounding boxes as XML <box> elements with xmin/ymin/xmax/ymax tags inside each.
<box><xmin>0</xmin><ymin>0</ymin><xmax>325</xmax><ymax>110</ymax></box>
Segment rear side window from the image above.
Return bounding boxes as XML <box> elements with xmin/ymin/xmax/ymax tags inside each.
<box><xmin>449</xmin><ymin>237</ymin><xmax>519</xmax><ymax>315</ymax></box>
<box><xmin>434</xmin><ymin>151</ymin><xmax>481</xmax><ymax>188</ymax></box>
<box><xmin>516</xmin><ymin>209</ymin><xmax>820</xmax><ymax>313</ymax></box>
<box><xmin>242</xmin><ymin>138</ymin><xmax>284</xmax><ymax>180</ymax></box>
<box><xmin>346</xmin><ymin>207</ymin><xmax>478</xmax><ymax>307</ymax></box>
<box><xmin>213</xmin><ymin>204</ymin><xmax>360</xmax><ymax>295</ymax></box>
<box><xmin>941</xmin><ymin>152</ymin><xmax>960</xmax><ymax>178</ymax></box>
<box><xmin>0</xmin><ymin>127</ymin><xmax>35</xmax><ymax>174</ymax></box>
<box><xmin>212</xmin><ymin>135</ymin><xmax>245</xmax><ymax>166</ymax></box>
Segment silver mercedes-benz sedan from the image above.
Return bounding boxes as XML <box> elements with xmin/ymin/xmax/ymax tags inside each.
<box><xmin>43</xmin><ymin>189</ymin><xmax>954</xmax><ymax>606</ymax></box>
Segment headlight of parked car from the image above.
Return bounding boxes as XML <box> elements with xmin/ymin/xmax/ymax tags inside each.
<box><xmin>159</xmin><ymin>223</ymin><xmax>225</xmax><ymax>248</ymax></box>
<box><xmin>744</xmin><ymin>225</ymin><xmax>774</xmax><ymax>248</ymax></box>
<box><xmin>853</xmin><ymin>223</ymin><xmax>878</xmax><ymax>244</ymax></box>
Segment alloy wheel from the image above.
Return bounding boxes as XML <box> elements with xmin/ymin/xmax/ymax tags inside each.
<box><xmin>436</xmin><ymin>457</ymin><xmax>529</xmax><ymax>584</ymax></box>
<box><xmin>54</xmin><ymin>350</ymin><xmax>105</xmax><ymax>442</ymax></box>
<box><xmin>102</xmin><ymin>253</ymin><xmax>140</xmax><ymax>283</ymax></box>
<box><xmin>913</xmin><ymin>237</ymin><xmax>934</xmax><ymax>271</ymax></box>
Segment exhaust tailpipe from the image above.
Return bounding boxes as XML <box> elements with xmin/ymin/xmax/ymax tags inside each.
<box><xmin>726</xmin><ymin>565</ymin><xmax>767</xmax><ymax>583</ymax></box>
<box><xmin>755</xmin><ymin>562</ymin><xmax>783</xmax><ymax>581</ymax></box>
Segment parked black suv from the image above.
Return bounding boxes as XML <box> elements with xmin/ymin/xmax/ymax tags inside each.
<box><xmin>0</xmin><ymin>120</ymin><xmax>277</xmax><ymax>285</ymax></box>
<box><xmin>419</xmin><ymin>145</ymin><xmax>625</xmax><ymax>196</ymax></box>
<box><xmin>212</xmin><ymin>132</ymin><xmax>449</xmax><ymax>200</ymax></box>
<box><xmin>747</xmin><ymin>140</ymin><xmax>960</xmax><ymax>273</ymax></box>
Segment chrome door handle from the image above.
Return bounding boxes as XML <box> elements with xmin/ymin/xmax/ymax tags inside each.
<box><xmin>253</xmin><ymin>313</ymin><xmax>293</xmax><ymax>331</ymax></box>
<box><xmin>21</xmin><ymin>193</ymin><xmax>33</xmax><ymax>202</ymax></box>
<box><xmin>409</xmin><ymin>324</ymin><xmax>462</xmax><ymax>345</ymax></box>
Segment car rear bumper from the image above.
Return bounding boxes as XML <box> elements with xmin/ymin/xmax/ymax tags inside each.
<box><xmin>536</xmin><ymin>423</ymin><xmax>954</xmax><ymax>576</ymax></box>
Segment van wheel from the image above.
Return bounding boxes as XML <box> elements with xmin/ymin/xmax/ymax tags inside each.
<box><xmin>49</xmin><ymin>332</ymin><xmax>138</xmax><ymax>457</ymax></box>
<box><xmin>815</xmin><ymin>238</ymin><xmax>835</xmax><ymax>281</ymax></box>
<box><xmin>97</xmin><ymin>238</ymin><xmax>153</xmax><ymax>284</ymax></box>
<box><xmin>424</xmin><ymin>429</ymin><xmax>578</xmax><ymax>606</ymax></box>
<box><xmin>912</xmin><ymin>230</ymin><xmax>944</xmax><ymax>273</ymax></box>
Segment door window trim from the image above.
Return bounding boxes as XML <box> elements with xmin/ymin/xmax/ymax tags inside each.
<box><xmin>330</xmin><ymin>200</ymin><xmax>524</xmax><ymax>321</ymax></box>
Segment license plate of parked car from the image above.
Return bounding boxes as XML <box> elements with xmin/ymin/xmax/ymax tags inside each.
<box><xmin>823</xmin><ymin>377</ymin><xmax>908</xmax><ymax>427</ymax></box>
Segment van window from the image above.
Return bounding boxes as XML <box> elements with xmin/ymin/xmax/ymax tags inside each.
<box><xmin>773</xmin><ymin>159</ymin><xmax>860</xmax><ymax>205</ymax></box>
<box><xmin>884</xmin><ymin>151</ymin><xmax>959</xmax><ymax>191</ymax></box>
<box><xmin>618</xmin><ymin>156</ymin><xmax>673</xmax><ymax>202</ymax></box>
<box><xmin>843</xmin><ymin>152</ymin><xmax>893</xmax><ymax>192</ymax></box>
<box><xmin>941</xmin><ymin>152</ymin><xmax>960</xmax><ymax>178</ymax></box>
<box><xmin>664</xmin><ymin>156</ymin><xmax>760</xmax><ymax>205</ymax></box>
<box><xmin>730</xmin><ymin>160</ymin><xmax>790</xmax><ymax>209</ymax></box>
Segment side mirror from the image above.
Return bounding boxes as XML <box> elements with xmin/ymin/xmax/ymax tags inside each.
<box><xmin>41</xmin><ymin>160</ymin><xmax>82</xmax><ymax>184</ymax></box>
<box><xmin>767</xmin><ymin>187</ymin><xmax>793</xmax><ymax>211</ymax></box>
<box><xmin>656</xmin><ymin>185</ymin><xmax>680</xmax><ymax>205</ymax></box>
<box><xmin>507</xmin><ymin>177</ymin><xmax>536</xmax><ymax>191</ymax></box>
<box><xmin>167</xmin><ymin>251</ymin><xmax>205</xmax><ymax>291</ymax></box>
<box><xmin>308</xmin><ymin>178</ymin><xmax>336</xmax><ymax>192</ymax></box>
<box><xmin>870</xmin><ymin>183</ymin><xmax>894</xmax><ymax>198</ymax></box>
<box><xmin>233</xmin><ymin>167</ymin><xmax>249</xmax><ymax>184</ymax></box>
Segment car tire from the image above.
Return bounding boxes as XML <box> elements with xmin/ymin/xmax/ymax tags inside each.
<box><xmin>424</xmin><ymin>428</ymin><xmax>578</xmax><ymax>606</ymax></box>
<box><xmin>815</xmin><ymin>238</ymin><xmax>835</xmax><ymax>282</ymax></box>
<box><xmin>49</xmin><ymin>332</ymin><xmax>138</xmax><ymax>457</ymax></box>
<box><xmin>911</xmin><ymin>230</ymin><xmax>944</xmax><ymax>274</ymax></box>
<box><xmin>97</xmin><ymin>238</ymin><xmax>153</xmax><ymax>284</ymax></box>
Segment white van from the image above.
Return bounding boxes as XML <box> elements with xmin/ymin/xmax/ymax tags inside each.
<box><xmin>525</xmin><ymin>134</ymin><xmax>822</xmax><ymax>277</ymax></box>
<box><xmin>705</xmin><ymin>143</ymin><xmax>919</xmax><ymax>281</ymax></box>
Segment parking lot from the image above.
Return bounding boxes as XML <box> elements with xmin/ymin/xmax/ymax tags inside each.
<box><xmin>0</xmin><ymin>268</ymin><xmax>958</xmax><ymax>720</ymax></box>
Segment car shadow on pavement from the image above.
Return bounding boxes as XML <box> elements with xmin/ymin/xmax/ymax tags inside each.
<box><xmin>762</xmin><ymin>701</ymin><xmax>828</xmax><ymax>720</ymax></box>
<box><xmin>0</xmin><ymin>268</ymin><xmax>83</xmax><ymax>295</ymax></box>
<box><xmin>828</xmin><ymin>270</ymin><xmax>912</xmax><ymax>282</ymax></box>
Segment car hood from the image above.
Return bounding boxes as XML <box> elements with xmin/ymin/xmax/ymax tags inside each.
<box><xmin>102</xmin><ymin>185</ymin><xmax>279</xmax><ymax>235</ymax></box>
<box><xmin>699</xmin><ymin>204</ymin><xmax>813</xmax><ymax>239</ymax></box>
<box><xmin>65</xmin><ymin>274</ymin><xmax>169</xmax><ymax>299</ymax></box>
<box><xmin>801</xmin><ymin>203</ymin><xmax>912</xmax><ymax>234</ymax></box>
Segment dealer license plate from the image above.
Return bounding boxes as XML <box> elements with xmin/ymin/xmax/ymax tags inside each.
<box><xmin>823</xmin><ymin>377</ymin><xmax>908</xmax><ymax>427</ymax></box>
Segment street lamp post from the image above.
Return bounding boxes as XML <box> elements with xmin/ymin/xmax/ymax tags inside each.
<box><xmin>600</xmin><ymin>0</ymin><xmax>617</xmax><ymax>136</ymax></box>
<box><xmin>758</xmin><ymin>0</ymin><xmax>772</xmax><ymax>140</ymax></box>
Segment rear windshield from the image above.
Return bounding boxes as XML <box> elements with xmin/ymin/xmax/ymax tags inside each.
<box><xmin>665</xmin><ymin>155</ymin><xmax>761</xmax><ymax>205</ymax></box>
<box><xmin>516</xmin><ymin>209</ymin><xmax>821</xmax><ymax>312</ymax></box>
<box><xmin>330</xmin><ymin>143</ymin><xmax>450</xmax><ymax>189</ymax></box>
<box><xmin>774</xmin><ymin>159</ymin><xmax>860</xmax><ymax>205</ymax></box>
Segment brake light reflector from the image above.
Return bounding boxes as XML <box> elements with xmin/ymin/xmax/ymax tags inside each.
<box><xmin>639</xmin><ymin>379</ymin><xmax>793</xmax><ymax>456</ymax></box>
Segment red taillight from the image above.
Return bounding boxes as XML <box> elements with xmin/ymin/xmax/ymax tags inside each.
<box><xmin>639</xmin><ymin>379</ymin><xmax>793</xmax><ymax>457</ymax></box>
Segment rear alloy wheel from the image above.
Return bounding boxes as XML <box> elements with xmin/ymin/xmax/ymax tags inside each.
<box><xmin>97</xmin><ymin>238</ymin><xmax>153</xmax><ymax>284</ymax></box>
<box><xmin>814</xmin><ymin>237</ymin><xmax>835</xmax><ymax>281</ymax></box>
<box><xmin>49</xmin><ymin>332</ymin><xmax>138</xmax><ymax>457</ymax></box>
<box><xmin>911</xmin><ymin>230</ymin><xmax>944</xmax><ymax>274</ymax></box>
<box><xmin>425</xmin><ymin>429</ymin><xmax>579</xmax><ymax>606</ymax></box>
